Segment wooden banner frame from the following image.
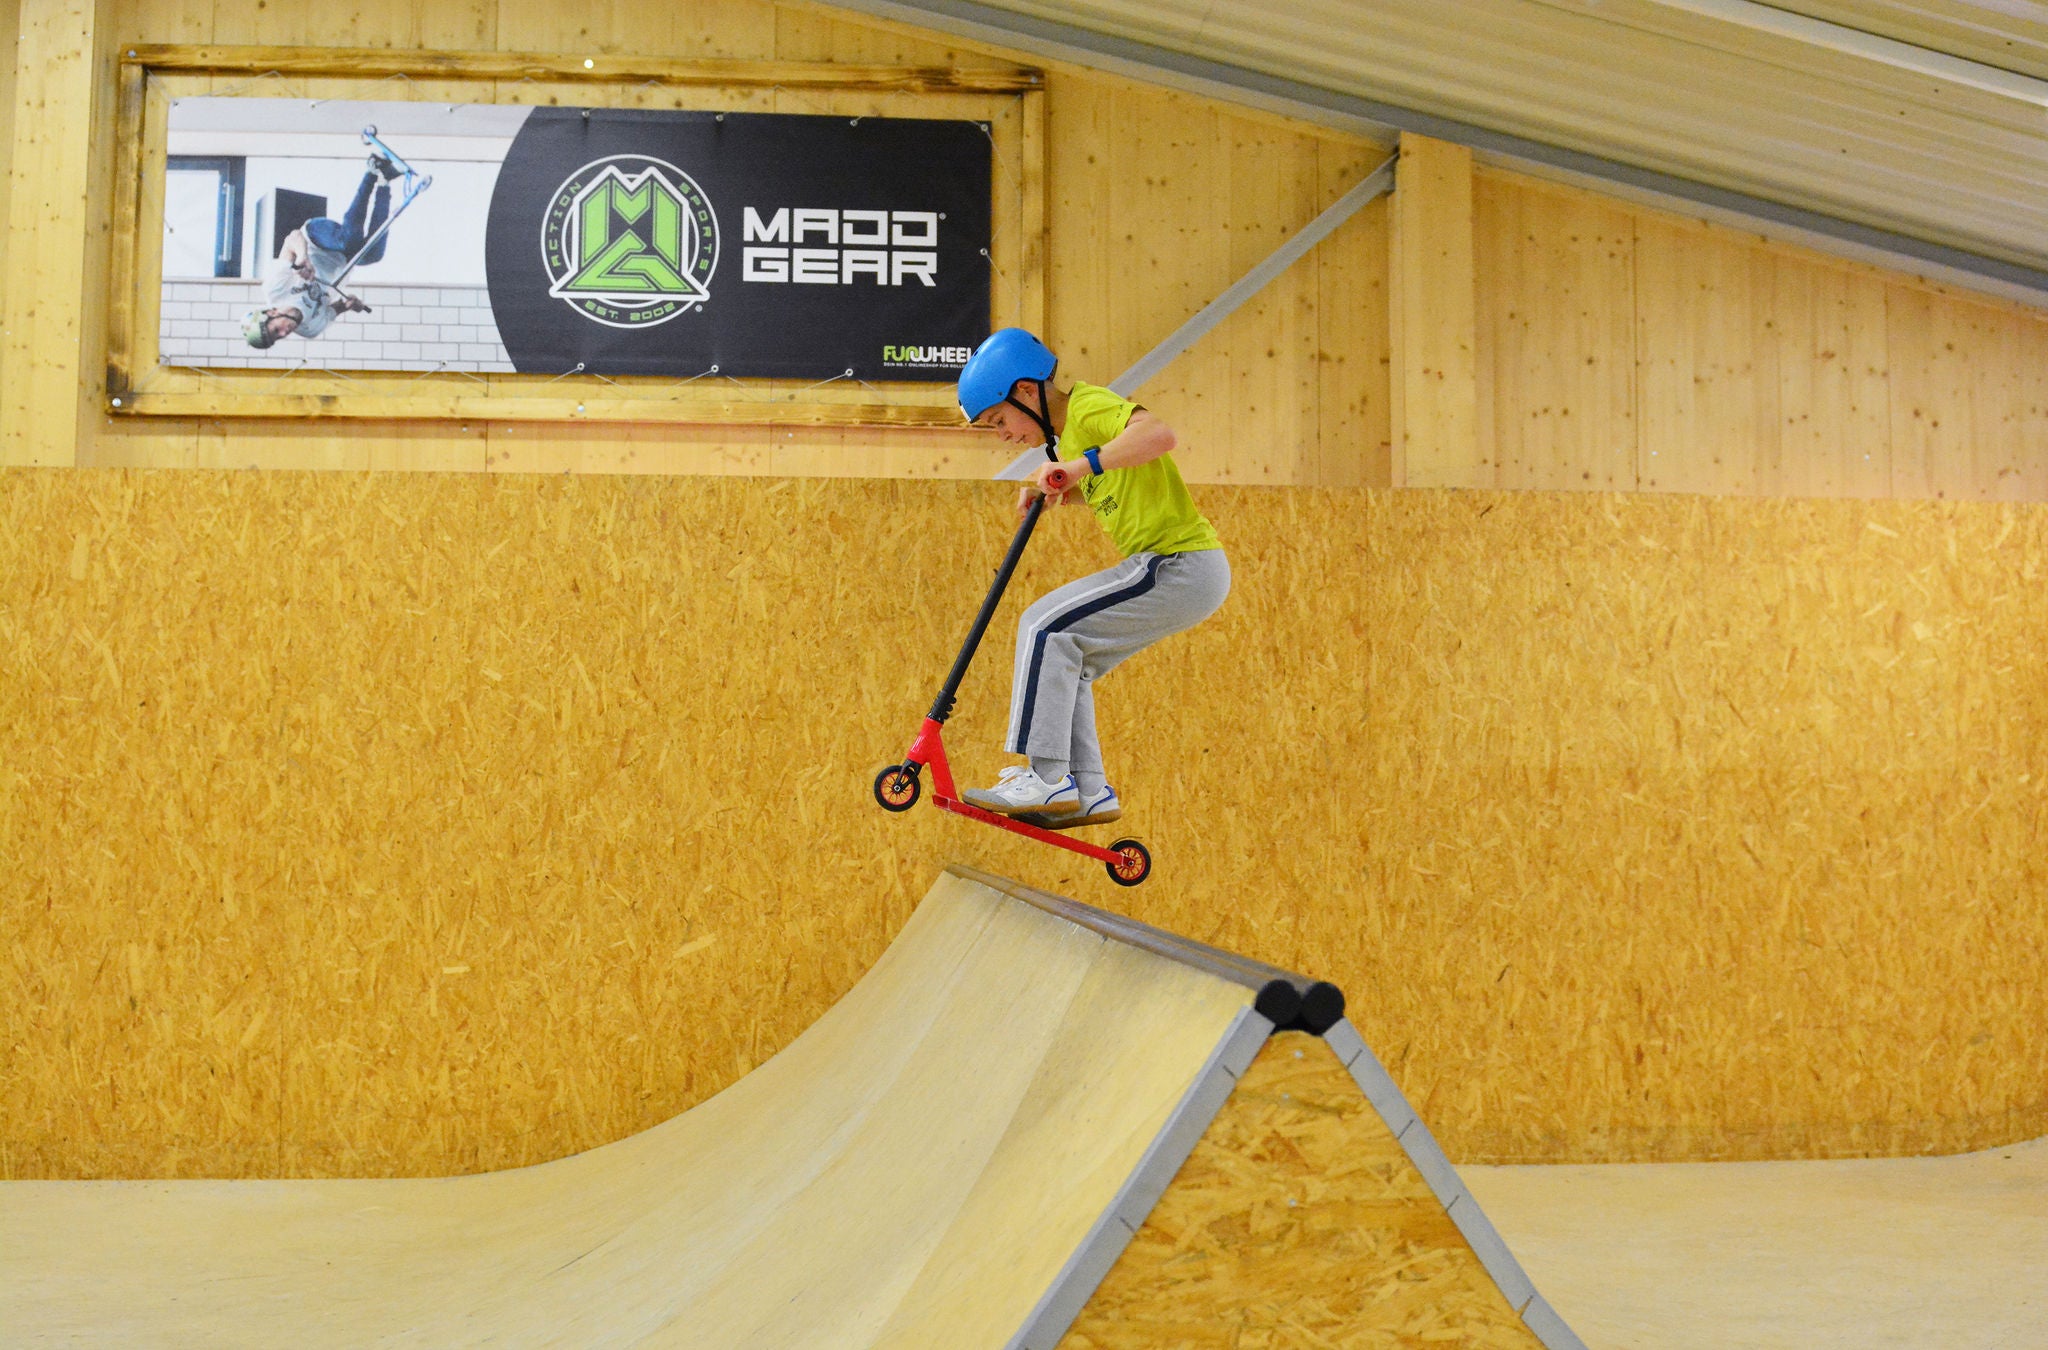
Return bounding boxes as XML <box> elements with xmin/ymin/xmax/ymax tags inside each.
<box><xmin>104</xmin><ymin>46</ymin><xmax>1046</xmax><ymax>428</ymax></box>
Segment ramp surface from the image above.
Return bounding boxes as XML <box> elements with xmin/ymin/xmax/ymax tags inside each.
<box><xmin>1</xmin><ymin>866</ymin><xmax>1572</xmax><ymax>1347</ymax></box>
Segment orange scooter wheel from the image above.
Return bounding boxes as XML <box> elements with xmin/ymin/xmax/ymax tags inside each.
<box><xmin>873</xmin><ymin>764</ymin><xmax>922</xmax><ymax>812</ymax></box>
<box><xmin>1106</xmin><ymin>837</ymin><xmax>1151</xmax><ymax>887</ymax></box>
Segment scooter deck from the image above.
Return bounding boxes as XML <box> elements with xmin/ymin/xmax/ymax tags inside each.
<box><xmin>933</xmin><ymin>794</ymin><xmax>1122</xmax><ymax>861</ymax></box>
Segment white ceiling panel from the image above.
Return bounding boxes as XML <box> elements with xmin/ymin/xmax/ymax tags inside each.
<box><xmin>833</xmin><ymin>0</ymin><xmax>2048</xmax><ymax>294</ymax></box>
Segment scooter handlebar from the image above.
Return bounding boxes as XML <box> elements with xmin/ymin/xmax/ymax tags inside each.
<box><xmin>1042</xmin><ymin>463</ymin><xmax>1076</xmax><ymax>494</ymax></box>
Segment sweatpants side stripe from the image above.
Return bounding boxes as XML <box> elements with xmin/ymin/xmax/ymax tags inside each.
<box><xmin>1013</xmin><ymin>555</ymin><xmax>1165</xmax><ymax>753</ymax></box>
<box><xmin>1006</xmin><ymin>559</ymin><xmax>1152</xmax><ymax>735</ymax></box>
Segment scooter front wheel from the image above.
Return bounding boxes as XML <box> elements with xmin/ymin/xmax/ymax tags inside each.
<box><xmin>1106</xmin><ymin>838</ymin><xmax>1151</xmax><ymax>887</ymax></box>
<box><xmin>873</xmin><ymin>763</ymin><xmax>922</xmax><ymax>812</ymax></box>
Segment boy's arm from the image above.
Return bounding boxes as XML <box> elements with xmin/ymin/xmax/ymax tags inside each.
<box><xmin>1024</xmin><ymin>409</ymin><xmax>1176</xmax><ymax>503</ymax></box>
<box><xmin>1090</xmin><ymin>409</ymin><xmax>1176</xmax><ymax>472</ymax></box>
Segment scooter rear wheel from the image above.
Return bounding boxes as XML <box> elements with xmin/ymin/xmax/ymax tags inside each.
<box><xmin>1106</xmin><ymin>837</ymin><xmax>1151</xmax><ymax>887</ymax></box>
<box><xmin>873</xmin><ymin>763</ymin><xmax>922</xmax><ymax>812</ymax></box>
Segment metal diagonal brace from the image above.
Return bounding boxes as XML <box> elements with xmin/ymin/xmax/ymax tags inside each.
<box><xmin>996</xmin><ymin>154</ymin><xmax>1395</xmax><ymax>480</ymax></box>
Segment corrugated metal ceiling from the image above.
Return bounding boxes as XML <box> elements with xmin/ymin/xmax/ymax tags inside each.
<box><xmin>838</xmin><ymin>0</ymin><xmax>2048</xmax><ymax>297</ymax></box>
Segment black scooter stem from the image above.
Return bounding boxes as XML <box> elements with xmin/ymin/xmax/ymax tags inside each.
<box><xmin>927</xmin><ymin>494</ymin><xmax>1046</xmax><ymax>725</ymax></box>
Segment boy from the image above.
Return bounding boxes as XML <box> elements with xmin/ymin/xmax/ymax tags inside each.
<box><xmin>956</xmin><ymin>328</ymin><xmax>1230</xmax><ymax>827</ymax></box>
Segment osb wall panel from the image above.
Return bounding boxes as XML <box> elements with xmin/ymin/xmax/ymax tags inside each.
<box><xmin>3</xmin><ymin>470</ymin><xmax>2044</xmax><ymax>1180</ymax></box>
<box><xmin>1475</xmin><ymin>167</ymin><xmax>2048</xmax><ymax>502</ymax></box>
<box><xmin>77</xmin><ymin>0</ymin><xmax>1391</xmax><ymax>487</ymax></box>
<box><xmin>1060</xmin><ymin>1032</ymin><xmax>1542</xmax><ymax>1348</ymax></box>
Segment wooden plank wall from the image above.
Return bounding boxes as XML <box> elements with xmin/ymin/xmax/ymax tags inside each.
<box><xmin>8</xmin><ymin>4</ymin><xmax>2046</xmax><ymax>497</ymax></box>
<box><xmin>0</xmin><ymin>0</ymin><xmax>18</xmax><ymax>404</ymax></box>
<box><xmin>1391</xmin><ymin>133</ymin><xmax>1479</xmax><ymax>488</ymax></box>
<box><xmin>40</xmin><ymin>0</ymin><xmax>1392</xmax><ymax>487</ymax></box>
<box><xmin>2</xmin><ymin>0</ymin><xmax>101</xmax><ymax>467</ymax></box>
<box><xmin>4</xmin><ymin>470</ymin><xmax>2044</xmax><ymax>1180</ymax></box>
<box><xmin>1468</xmin><ymin>165</ymin><xmax>2048</xmax><ymax>500</ymax></box>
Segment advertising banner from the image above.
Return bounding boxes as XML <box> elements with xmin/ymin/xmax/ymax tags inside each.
<box><xmin>160</xmin><ymin>98</ymin><xmax>991</xmax><ymax>383</ymax></box>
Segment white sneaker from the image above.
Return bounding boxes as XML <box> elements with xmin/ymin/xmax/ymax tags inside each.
<box><xmin>1018</xmin><ymin>785</ymin><xmax>1121</xmax><ymax>830</ymax></box>
<box><xmin>963</xmin><ymin>765</ymin><xmax>1080</xmax><ymax>816</ymax></box>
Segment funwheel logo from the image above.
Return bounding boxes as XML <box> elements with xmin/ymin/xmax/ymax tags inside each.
<box><xmin>882</xmin><ymin>343</ymin><xmax>973</xmax><ymax>368</ymax></box>
<box><xmin>543</xmin><ymin>156</ymin><xmax>718</xmax><ymax>329</ymax></box>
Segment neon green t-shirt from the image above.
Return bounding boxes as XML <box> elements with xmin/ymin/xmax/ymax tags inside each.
<box><xmin>1060</xmin><ymin>382</ymin><xmax>1222</xmax><ymax>558</ymax></box>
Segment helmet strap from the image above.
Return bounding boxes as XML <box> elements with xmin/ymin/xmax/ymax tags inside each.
<box><xmin>1006</xmin><ymin>377</ymin><xmax>1060</xmax><ymax>459</ymax></box>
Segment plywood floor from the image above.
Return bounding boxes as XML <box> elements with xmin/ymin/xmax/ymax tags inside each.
<box><xmin>1464</xmin><ymin>1138</ymin><xmax>2048</xmax><ymax>1349</ymax></box>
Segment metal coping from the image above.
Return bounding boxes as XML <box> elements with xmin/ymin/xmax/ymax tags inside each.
<box><xmin>946</xmin><ymin>863</ymin><xmax>1346</xmax><ymax>1033</ymax></box>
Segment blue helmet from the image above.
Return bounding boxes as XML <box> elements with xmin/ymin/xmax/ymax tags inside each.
<box><xmin>957</xmin><ymin>328</ymin><xmax>1057</xmax><ymax>421</ymax></box>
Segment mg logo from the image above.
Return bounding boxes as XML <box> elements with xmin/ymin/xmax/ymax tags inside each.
<box><xmin>542</xmin><ymin>156</ymin><xmax>719</xmax><ymax>328</ymax></box>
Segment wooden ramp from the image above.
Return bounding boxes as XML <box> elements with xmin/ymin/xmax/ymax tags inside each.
<box><xmin>0</xmin><ymin>866</ymin><xmax>1579</xmax><ymax>1348</ymax></box>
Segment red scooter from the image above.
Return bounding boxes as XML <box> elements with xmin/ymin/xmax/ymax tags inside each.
<box><xmin>873</xmin><ymin>463</ymin><xmax>1152</xmax><ymax>886</ymax></box>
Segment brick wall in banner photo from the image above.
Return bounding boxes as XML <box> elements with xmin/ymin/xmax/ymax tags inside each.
<box><xmin>157</xmin><ymin>280</ymin><xmax>517</xmax><ymax>372</ymax></box>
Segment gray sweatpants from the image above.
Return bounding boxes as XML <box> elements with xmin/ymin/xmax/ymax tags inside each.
<box><xmin>1005</xmin><ymin>548</ymin><xmax>1231</xmax><ymax>780</ymax></box>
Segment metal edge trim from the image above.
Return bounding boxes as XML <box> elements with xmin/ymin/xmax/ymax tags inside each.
<box><xmin>1327</xmin><ymin>1018</ymin><xmax>1589</xmax><ymax>1350</ymax></box>
<box><xmin>1003</xmin><ymin>1003</ymin><xmax>1275</xmax><ymax>1350</ymax></box>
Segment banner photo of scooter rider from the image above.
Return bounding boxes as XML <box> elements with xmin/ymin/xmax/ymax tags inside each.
<box><xmin>159</xmin><ymin>98</ymin><xmax>992</xmax><ymax>382</ymax></box>
<box><xmin>161</xmin><ymin>98</ymin><xmax>520</xmax><ymax>373</ymax></box>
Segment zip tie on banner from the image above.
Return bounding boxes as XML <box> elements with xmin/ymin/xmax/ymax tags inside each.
<box><xmin>311</xmin><ymin>72</ymin><xmax>411</xmax><ymax>109</ymax></box>
<box><xmin>256</xmin><ymin>359</ymin><xmax>310</xmax><ymax>395</ymax></box>
<box><xmin>980</xmin><ymin>247</ymin><xmax>1025</xmax><ymax>327</ymax></box>
<box><xmin>672</xmin><ymin>364</ymin><xmax>747</xmax><ymax>391</ymax></box>
<box><xmin>971</xmin><ymin>124</ymin><xmax>1028</xmax><ymax>321</ymax></box>
<box><xmin>543</xmin><ymin>362</ymin><xmax>587</xmax><ymax>384</ymax></box>
<box><xmin>768</xmin><ymin>84</ymin><xmax>837</xmax><ymax>118</ymax></box>
<box><xmin>403</xmin><ymin>363</ymin><xmax>489</xmax><ymax>385</ymax></box>
<box><xmin>212</xmin><ymin>70</ymin><xmax>298</xmax><ymax>101</ymax></box>
<box><xmin>787</xmin><ymin>368</ymin><xmax>855</xmax><ymax>400</ymax></box>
